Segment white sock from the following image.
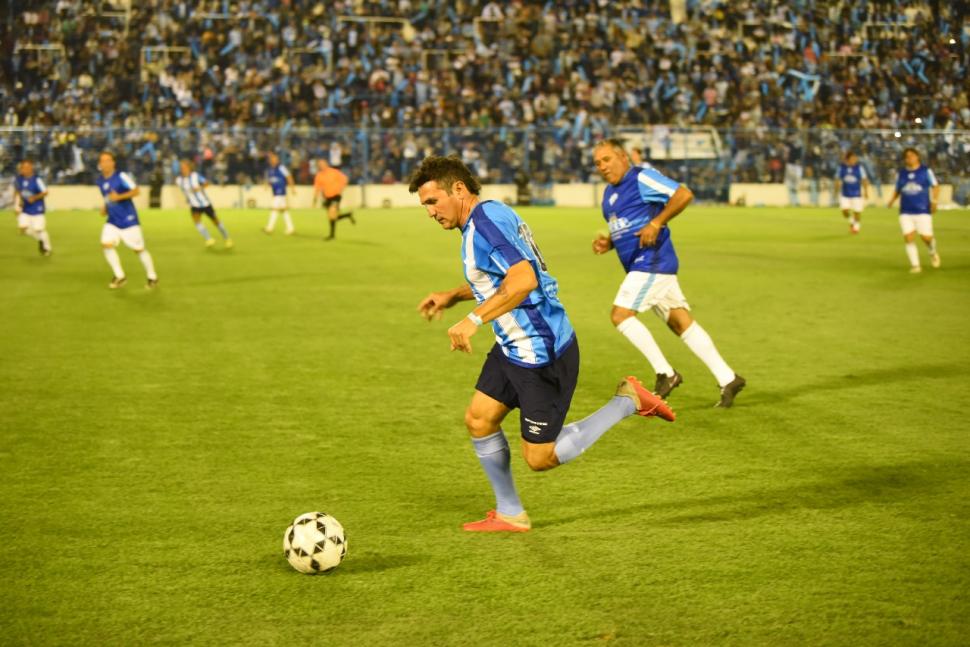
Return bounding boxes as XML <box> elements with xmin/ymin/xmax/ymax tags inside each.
<box><xmin>138</xmin><ymin>250</ymin><xmax>158</xmax><ymax>280</ymax></box>
<box><xmin>852</xmin><ymin>214</ymin><xmax>860</xmax><ymax>227</ymax></box>
<box><xmin>925</xmin><ymin>239</ymin><xmax>937</xmax><ymax>255</ymax></box>
<box><xmin>283</xmin><ymin>211</ymin><xmax>294</xmax><ymax>231</ymax></box>
<box><xmin>266</xmin><ymin>211</ymin><xmax>278</xmax><ymax>229</ymax></box>
<box><xmin>39</xmin><ymin>230</ymin><xmax>51</xmax><ymax>251</ymax></box>
<box><xmin>905</xmin><ymin>242</ymin><xmax>920</xmax><ymax>267</ymax></box>
<box><xmin>103</xmin><ymin>247</ymin><xmax>125</xmax><ymax>278</ymax></box>
<box><xmin>616</xmin><ymin>317</ymin><xmax>674</xmax><ymax>376</ymax></box>
<box><xmin>680</xmin><ymin>321</ymin><xmax>735</xmax><ymax>387</ymax></box>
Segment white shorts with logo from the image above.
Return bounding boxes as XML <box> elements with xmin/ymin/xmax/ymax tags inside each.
<box><xmin>271</xmin><ymin>195</ymin><xmax>288</xmax><ymax>210</ymax></box>
<box><xmin>839</xmin><ymin>196</ymin><xmax>865</xmax><ymax>212</ymax></box>
<box><xmin>899</xmin><ymin>214</ymin><xmax>933</xmax><ymax>237</ymax></box>
<box><xmin>101</xmin><ymin>223</ymin><xmax>146</xmax><ymax>250</ymax></box>
<box><xmin>614</xmin><ymin>272</ymin><xmax>691</xmax><ymax>321</ymax></box>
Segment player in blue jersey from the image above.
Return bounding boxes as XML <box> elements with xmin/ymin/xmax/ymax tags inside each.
<box><xmin>176</xmin><ymin>159</ymin><xmax>233</xmax><ymax>248</ymax></box>
<box><xmin>887</xmin><ymin>148</ymin><xmax>941</xmax><ymax>273</ymax></box>
<box><xmin>592</xmin><ymin>139</ymin><xmax>745</xmax><ymax>407</ymax></box>
<box><xmin>11</xmin><ymin>161</ymin><xmax>30</xmax><ymax>235</ymax></box>
<box><xmin>835</xmin><ymin>151</ymin><xmax>870</xmax><ymax>234</ymax></box>
<box><xmin>410</xmin><ymin>155</ymin><xmax>674</xmax><ymax>533</ymax></box>
<box><xmin>13</xmin><ymin>159</ymin><xmax>52</xmax><ymax>256</ymax></box>
<box><xmin>96</xmin><ymin>152</ymin><xmax>159</xmax><ymax>289</ymax></box>
<box><xmin>262</xmin><ymin>152</ymin><xmax>295</xmax><ymax>235</ymax></box>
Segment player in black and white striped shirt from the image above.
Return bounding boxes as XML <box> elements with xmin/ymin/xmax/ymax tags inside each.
<box><xmin>176</xmin><ymin>159</ymin><xmax>232</xmax><ymax>248</ymax></box>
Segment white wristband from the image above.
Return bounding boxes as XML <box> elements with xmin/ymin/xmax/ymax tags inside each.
<box><xmin>467</xmin><ymin>312</ymin><xmax>484</xmax><ymax>327</ymax></box>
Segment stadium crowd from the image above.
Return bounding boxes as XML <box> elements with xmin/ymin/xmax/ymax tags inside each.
<box><xmin>1</xmin><ymin>0</ymin><xmax>967</xmax><ymax>190</ymax></box>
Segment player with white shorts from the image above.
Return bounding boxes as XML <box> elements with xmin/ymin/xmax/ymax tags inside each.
<box><xmin>887</xmin><ymin>148</ymin><xmax>940</xmax><ymax>273</ymax></box>
<box><xmin>95</xmin><ymin>151</ymin><xmax>159</xmax><ymax>289</ymax></box>
<box><xmin>836</xmin><ymin>151</ymin><xmax>870</xmax><ymax>234</ymax></box>
<box><xmin>13</xmin><ymin>160</ymin><xmax>52</xmax><ymax>255</ymax></box>
<box><xmin>593</xmin><ymin>138</ymin><xmax>745</xmax><ymax>407</ymax></box>
<box><xmin>263</xmin><ymin>152</ymin><xmax>294</xmax><ymax>235</ymax></box>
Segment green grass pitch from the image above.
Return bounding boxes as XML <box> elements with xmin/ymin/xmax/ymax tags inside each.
<box><xmin>1</xmin><ymin>204</ymin><xmax>969</xmax><ymax>645</ymax></box>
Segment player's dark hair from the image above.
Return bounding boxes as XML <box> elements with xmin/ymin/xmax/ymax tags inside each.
<box><xmin>99</xmin><ymin>151</ymin><xmax>116</xmax><ymax>161</ymax></box>
<box><xmin>408</xmin><ymin>155</ymin><xmax>482</xmax><ymax>195</ymax></box>
<box><xmin>844</xmin><ymin>150</ymin><xmax>856</xmax><ymax>160</ymax></box>
<box><xmin>903</xmin><ymin>147</ymin><xmax>920</xmax><ymax>159</ymax></box>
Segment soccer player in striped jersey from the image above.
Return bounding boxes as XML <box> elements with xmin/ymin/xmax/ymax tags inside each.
<box><xmin>13</xmin><ymin>159</ymin><xmax>52</xmax><ymax>256</ymax></box>
<box><xmin>176</xmin><ymin>159</ymin><xmax>232</xmax><ymax>248</ymax></box>
<box><xmin>592</xmin><ymin>138</ymin><xmax>745</xmax><ymax>407</ymax></box>
<box><xmin>835</xmin><ymin>151</ymin><xmax>870</xmax><ymax>234</ymax></box>
<box><xmin>887</xmin><ymin>147</ymin><xmax>940</xmax><ymax>273</ymax></box>
<box><xmin>96</xmin><ymin>152</ymin><xmax>158</xmax><ymax>289</ymax></box>
<box><xmin>262</xmin><ymin>152</ymin><xmax>294</xmax><ymax>235</ymax></box>
<box><xmin>410</xmin><ymin>155</ymin><xmax>674</xmax><ymax>533</ymax></box>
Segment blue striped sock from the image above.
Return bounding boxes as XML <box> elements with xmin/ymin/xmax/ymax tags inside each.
<box><xmin>194</xmin><ymin>222</ymin><xmax>211</xmax><ymax>239</ymax></box>
<box><xmin>217</xmin><ymin>223</ymin><xmax>229</xmax><ymax>238</ymax></box>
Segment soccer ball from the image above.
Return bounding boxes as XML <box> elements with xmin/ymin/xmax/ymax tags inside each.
<box><xmin>283</xmin><ymin>512</ymin><xmax>347</xmax><ymax>574</ymax></box>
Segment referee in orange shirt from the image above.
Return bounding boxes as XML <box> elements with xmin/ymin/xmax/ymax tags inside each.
<box><xmin>313</xmin><ymin>159</ymin><xmax>355</xmax><ymax>240</ymax></box>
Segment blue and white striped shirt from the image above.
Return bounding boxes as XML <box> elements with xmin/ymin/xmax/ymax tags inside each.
<box><xmin>461</xmin><ymin>200</ymin><xmax>575</xmax><ymax>367</ymax></box>
<box><xmin>176</xmin><ymin>172</ymin><xmax>212</xmax><ymax>208</ymax></box>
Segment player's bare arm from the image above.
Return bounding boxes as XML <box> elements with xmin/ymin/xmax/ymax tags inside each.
<box><xmin>930</xmin><ymin>184</ymin><xmax>940</xmax><ymax>214</ymax></box>
<box><xmin>887</xmin><ymin>190</ymin><xmax>899</xmax><ymax>208</ymax></box>
<box><xmin>638</xmin><ymin>185</ymin><xmax>693</xmax><ymax>247</ymax></box>
<box><xmin>417</xmin><ymin>284</ymin><xmax>474</xmax><ymax>321</ymax></box>
<box><xmin>446</xmin><ymin>260</ymin><xmax>538</xmax><ymax>354</ymax></box>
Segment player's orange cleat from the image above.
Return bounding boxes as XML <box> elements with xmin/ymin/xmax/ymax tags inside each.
<box><xmin>462</xmin><ymin>510</ymin><xmax>531</xmax><ymax>533</ymax></box>
<box><xmin>617</xmin><ymin>376</ymin><xmax>676</xmax><ymax>421</ymax></box>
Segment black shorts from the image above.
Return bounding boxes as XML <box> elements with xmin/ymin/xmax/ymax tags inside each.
<box><xmin>323</xmin><ymin>195</ymin><xmax>342</xmax><ymax>207</ymax></box>
<box><xmin>474</xmin><ymin>337</ymin><xmax>579</xmax><ymax>444</ymax></box>
<box><xmin>190</xmin><ymin>205</ymin><xmax>217</xmax><ymax>219</ymax></box>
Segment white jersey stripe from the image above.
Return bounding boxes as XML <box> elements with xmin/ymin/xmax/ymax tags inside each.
<box><xmin>638</xmin><ymin>172</ymin><xmax>676</xmax><ymax>197</ymax></box>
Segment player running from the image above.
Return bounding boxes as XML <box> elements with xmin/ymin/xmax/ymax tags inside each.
<box><xmin>176</xmin><ymin>159</ymin><xmax>233</xmax><ymax>248</ymax></box>
<box><xmin>835</xmin><ymin>151</ymin><xmax>870</xmax><ymax>234</ymax></box>
<box><xmin>263</xmin><ymin>152</ymin><xmax>294</xmax><ymax>235</ymax></box>
<box><xmin>410</xmin><ymin>155</ymin><xmax>674</xmax><ymax>533</ymax></box>
<box><xmin>11</xmin><ymin>161</ymin><xmax>29</xmax><ymax>235</ymax></box>
<box><xmin>95</xmin><ymin>152</ymin><xmax>159</xmax><ymax>289</ymax></box>
<box><xmin>313</xmin><ymin>158</ymin><xmax>355</xmax><ymax>241</ymax></box>
<box><xmin>592</xmin><ymin>138</ymin><xmax>745</xmax><ymax>407</ymax></box>
<box><xmin>887</xmin><ymin>147</ymin><xmax>940</xmax><ymax>273</ymax></box>
<box><xmin>13</xmin><ymin>159</ymin><xmax>52</xmax><ymax>256</ymax></box>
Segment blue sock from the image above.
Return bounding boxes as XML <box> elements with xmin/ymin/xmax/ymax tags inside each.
<box><xmin>554</xmin><ymin>396</ymin><xmax>636</xmax><ymax>464</ymax></box>
<box><xmin>471</xmin><ymin>431</ymin><xmax>524</xmax><ymax>516</ymax></box>
<box><xmin>217</xmin><ymin>223</ymin><xmax>229</xmax><ymax>238</ymax></box>
<box><xmin>194</xmin><ymin>222</ymin><xmax>211</xmax><ymax>239</ymax></box>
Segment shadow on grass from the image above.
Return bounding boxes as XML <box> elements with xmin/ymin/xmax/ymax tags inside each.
<box><xmin>740</xmin><ymin>362</ymin><xmax>968</xmax><ymax>408</ymax></box>
<box><xmin>338</xmin><ymin>552</ymin><xmax>430</xmax><ymax>574</ymax></box>
<box><xmin>539</xmin><ymin>459</ymin><xmax>967</xmax><ymax>529</ymax></box>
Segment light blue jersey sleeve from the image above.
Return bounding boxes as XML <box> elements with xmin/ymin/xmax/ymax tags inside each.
<box><xmin>927</xmin><ymin>169</ymin><xmax>938</xmax><ymax>186</ymax></box>
<box><xmin>637</xmin><ymin>167</ymin><xmax>680</xmax><ymax>204</ymax></box>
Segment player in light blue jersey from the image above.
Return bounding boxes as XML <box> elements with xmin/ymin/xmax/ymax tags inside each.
<box><xmin>96</xmin><ymin>152</ymin><xmax>159</xmax><ymax>289</ymax></box>
<box><xmin>13</xmin><ymin>159</ymin><xmax>52</xmax><ymax>256</ymax></box>
<box><xmin>835</xmin><ymin>151</ymin><xmax>870</xmax><ymax>234</ymax></box>
<box><xmin>262</xmin><ymin>152</ymin><xmax>295</xmax><ymax>235</ymax></box>
<box><xmin>177</xmin><ymin>159</ymin><xmax>233</xmax><ymax>248</ymax></box>
<box><xmin>410</xmin><ymin>155</ymin><xmax>673</xmax><ymax>533</ymax></box>
<box><xmin>887</xmin><ymin>148</ymin><xmax>940</xmax><ymax>273</ymax></box>
<box><xmin>592</xmin><ymin>138</ymin><xmax>745</xmax><ymax>407</ymax></box>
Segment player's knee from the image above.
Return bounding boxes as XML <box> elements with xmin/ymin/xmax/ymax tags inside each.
<box><xmin>521</xmin><ymin>444</ymin><xmax>558</xmax><ymax>472</ymax></box>
<box><xmin>101</xmin><ymin>243</ymin><xmax>114</xmax><ymax>249</ymax></box>
<box><xmin>464</xmin><ymin>408</ymin><xmax>495</xmax><ymax>437</ymax></box>
<box><xmin>611</xmin><ymin>307</ymin><xmax>634</xmax><ymax>327</ymax></box>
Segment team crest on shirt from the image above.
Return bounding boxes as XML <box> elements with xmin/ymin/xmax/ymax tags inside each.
<box><xmin>902</xmin><ymin>182</ymin><xmax>923</xmax><ymax>195</ymax></box>
<box><xmin>103</xmin><ymin>183</ymin><xmax>110</xmax><ymax>190</ymax></box>
<box><xmin>607</xmin><ymin>214</ymin><xmax>631</xmax><ymax>233</ymax></box>
<box><xmin>608</xmin><ymin>193</ymin><xmax>618</xmax><ymax>205</ymax></box>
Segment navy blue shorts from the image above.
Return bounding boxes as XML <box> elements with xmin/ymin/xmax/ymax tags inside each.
<box><xmin>323</xmin><ymin>195</ymin><xmax>342</xmax><ymax>207</ymax></box>
<box><xmin>190</xmin><ymin>205</ymin><xmax>217</xmax><ymax>219</ymax></box>
<box><xmin>474</xmin><ymin>338</ymin><xmax>579</xmax><ymax>444</ymax></box>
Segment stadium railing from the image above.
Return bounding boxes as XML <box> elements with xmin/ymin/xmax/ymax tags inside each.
<box><xmin>1</xmin><ymin>127</ymin><xmax>966</xmax><ymax>207</ymax></box>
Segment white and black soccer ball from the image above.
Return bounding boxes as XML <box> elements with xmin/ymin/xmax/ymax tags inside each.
<box><xmin>283</xmin><ymin>512</ymin><xmax>347</xmax><ymax>574</ymax></box>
